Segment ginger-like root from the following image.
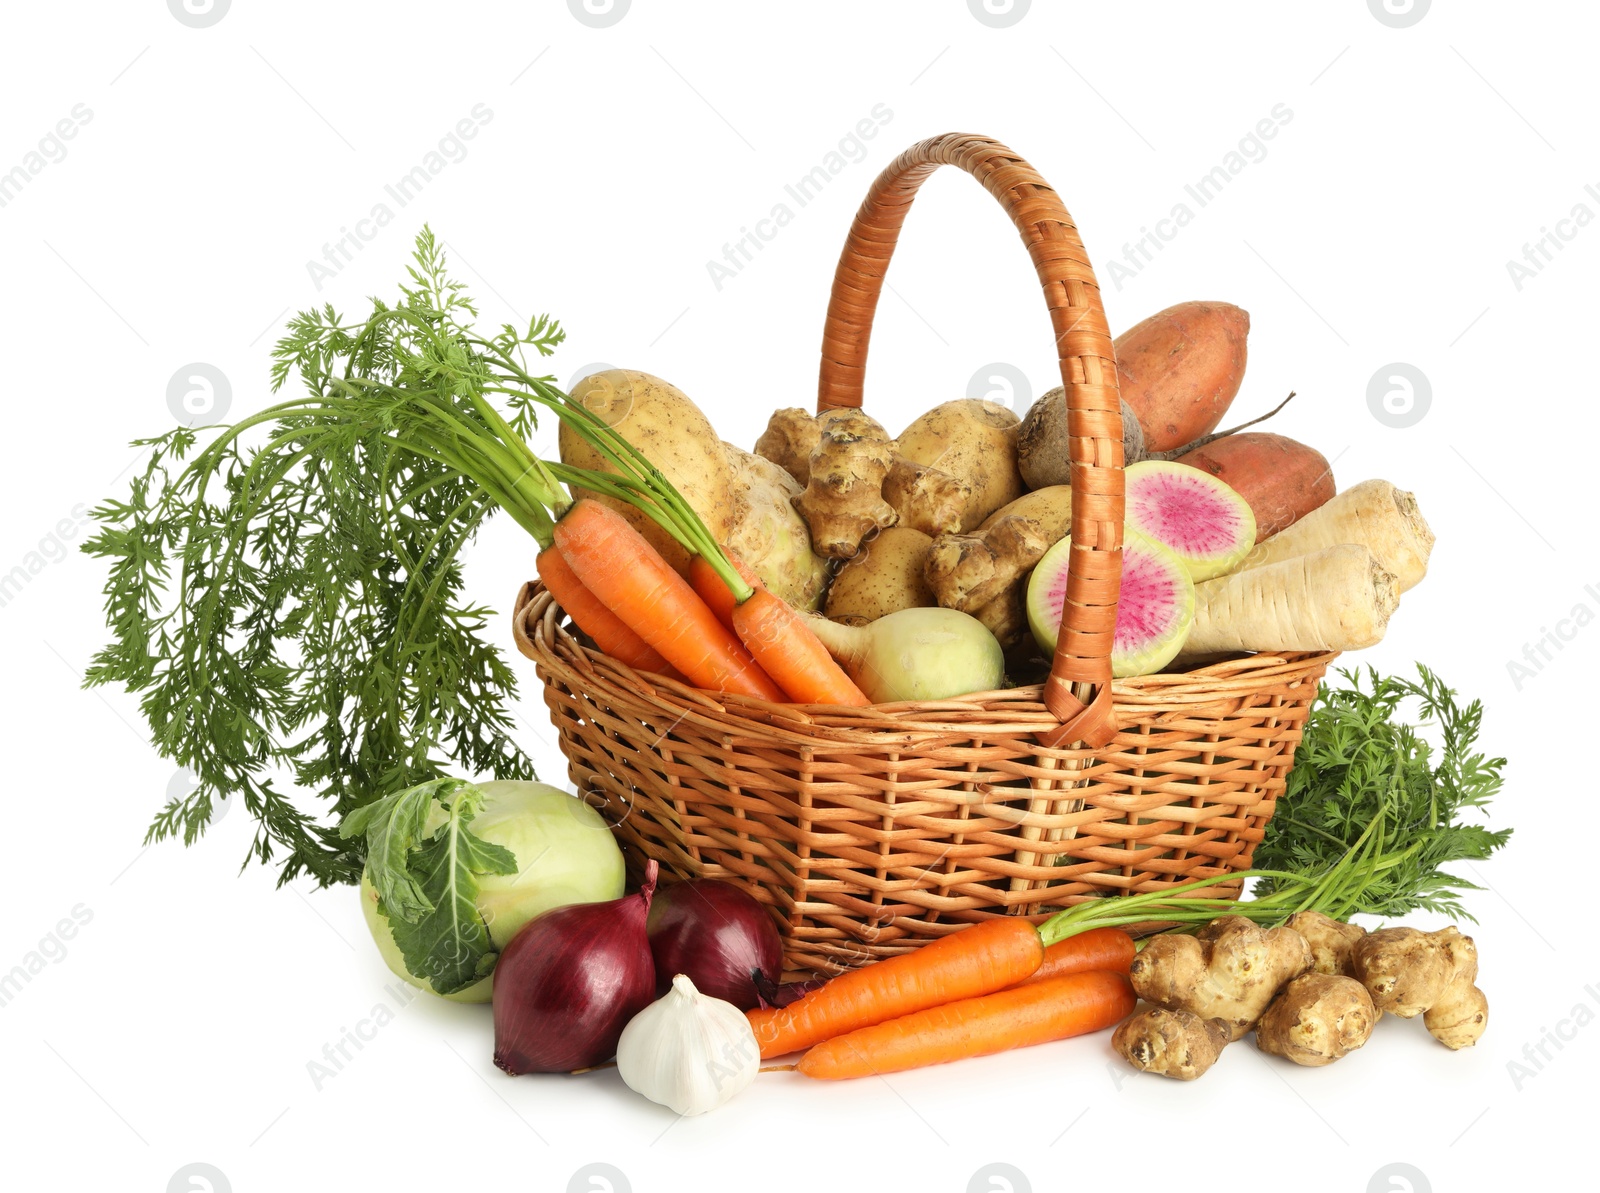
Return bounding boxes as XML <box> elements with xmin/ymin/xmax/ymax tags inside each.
<box><xmin>792</xmin><ymin>410</ymin><xmax>898</xmax><ymax>559</ymax></box>
<box><xmin>1130</xmin><ymin>916</ymin><xmax>1312</xmax><ymax>1041</ymax></box>
<box><xmin>753</xmin><ymin>407</ymin><xmax>820</xmax><ymax>486</ymax></box>
<box><xmin>1255</xmin><ymin>973</ymin><xmax>1376</xmax><ymax>1067</ymax></box>
<box><xmin>1352</xmin><ymin>926</ymin><xmax>1488</xmax><ymax>1050</ymax></box>
<box><xmin>882</xmin><ymin>456</ymin><xmax>971</xmax><ymax>538</ymax></box>
<box><xmin>973</xmin><ymin>585</ymin><xmax>1029</xmax><ymax>652</ymax></box>
<box><xmin>1286</xmin><ymin>911</ymin><xmax>1368</xmax><ymax>977</ymax></box>
<box><xmin>923</xmin><ymin>516</ymin><xmax>1050</xmax><ymax>614</ymax></box>
<box><xmin>1113</xmin><ymin>1007</ymin><xmax>1231</xmax><ymax>1080</ymax></box>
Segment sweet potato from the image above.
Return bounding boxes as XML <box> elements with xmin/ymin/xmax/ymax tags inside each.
<box><xmin>1115</xmin><ymin>301</ymin><xmax>1249</xmax><ymax>452</ymax></box>
<box><xmin>1176</xmin><ymin>432</ymin><xmax>1334</xmax><ymax>540</ymax></box>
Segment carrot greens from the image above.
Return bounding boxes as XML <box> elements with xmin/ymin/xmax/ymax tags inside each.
<box><xmin>1038</xmin><ymin>665</ymin><xmax>1512</xmax><ymax>944</ymax></box>
<box><xmin>82</xmin><ymin>228</ymin><xmax>740</xmax><ymax>886</ymax></box>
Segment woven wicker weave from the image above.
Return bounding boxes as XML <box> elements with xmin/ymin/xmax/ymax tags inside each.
<box><xmin>513</xmin><ymin>133</ymin><xmax>1335</xmax><ymax>974</ymax></box>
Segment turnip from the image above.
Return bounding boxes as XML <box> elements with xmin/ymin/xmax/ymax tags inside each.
<box><xmin>805</xmin><ymin>607</ymin><xmax>1004</xmax><ymax>702</ymax></box>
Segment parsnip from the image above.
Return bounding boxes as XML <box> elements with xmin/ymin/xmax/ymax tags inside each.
<box><xmin>1237</xmin><ymin>479</ymin><xmax>1433</xmax><ymax>592</ymax></box>
<box><xmin>1182</xmin><ymin>543</ymin><xmax>1399</xmax><ymax>655</ymax></box>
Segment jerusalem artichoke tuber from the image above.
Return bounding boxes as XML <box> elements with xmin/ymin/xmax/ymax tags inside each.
<box><xmin>793</xmin><ymin>409</ymin><xmax>898</xmax><ymax>559</ymax></box>
<box><xmin>1352</xmin><ymin>926</ymin><xmax>1488</xmax><ymax>1050</ymax></box>
<box><xmin>1129</xmin><ymin>915</ymin><xmax>1311</xmax><ymax>1040</ymax></box>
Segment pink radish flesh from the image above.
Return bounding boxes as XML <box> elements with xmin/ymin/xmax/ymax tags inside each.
<box><xmin>1026</xmin><ymin>529</ymin><xmax>1197</xmax><ymax>677</ymax></box>
<box><xmin>1125</xmin><ymin>461</ymin><xmax>1257</xmax><ymax>582</ymax></box>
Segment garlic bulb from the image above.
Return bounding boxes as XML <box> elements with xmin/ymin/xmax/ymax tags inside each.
<box><xmin>616</xmin><ymin>973</ymin><xmax>759</xmax><ymax>1115</ymax></box>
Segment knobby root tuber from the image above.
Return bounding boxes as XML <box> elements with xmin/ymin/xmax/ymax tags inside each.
<box><xmin>1255</xmin><ymin>973</ymin><xmax>1377</xmax><ymax>1067</ymax></box>
<box><xmin>792</xmin><ymin>409</ymin><xmax>898</xmax><ymax>559</ymax></box>
<box><xmin>1286</xmin><ymin>911</ymin><xmax>1368</xmax><ymax>978</ymax></box>
<box><xmin>1352</xmin><ymin>926</ymin><xmax>1488</xmax><ymax>1050</ymax></box>
<box><xmin>1130</xmin><ymin>915</ymin><xmax>1312</xmax><ymax>1040</ymax></box>
<box><xmin>1113</xmin><ymin>1007</ymin><xmax>1231</xmax><ymax>1080</ymax></box>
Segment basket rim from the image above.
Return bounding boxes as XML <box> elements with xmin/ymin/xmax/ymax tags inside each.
<box><xmin>514</xmin><ymin>581</ymin><xmax>1337</xmax><ymax>746</ymax></box>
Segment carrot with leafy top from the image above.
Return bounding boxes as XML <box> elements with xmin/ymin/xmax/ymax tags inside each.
<box><xmin>1014</xmin><ymin>927</ymin><xmax>1135</xmax><ymax>986</ymax></box>
<box><xmin>746</xmin><ymin>918</ymin><xmax>1043</xmax><ymax>1058</ymax></box>
<box><xmin>693</xmin><ymin>550</ymin><xmax>869</xmax><ymax>705</ymax></box>
<box><xmin>536</xmin><ymin>545</ymin><xmax>673</xmax><ymax>676</ymax></box>
<box><xmin>689</xmin><ymin>552</ymin><xmax>762</xmax><ymax>634</ymax></box>
<box><xmin>732</xmin><ymin>588</ymin><xmax>870</xmax><ymax>707</ymax></box>
<box><xmin>797</xmin><ymin>970</ymin><xmax>1135</xmax><ymax>1079</ymax></box>
<box><xmin>553</xmin><ymin>500</ymin><xmax>784</xmax><ymax>702</ymax></box>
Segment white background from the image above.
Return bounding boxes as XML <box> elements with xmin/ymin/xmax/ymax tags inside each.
<box><xmin>1</xmin><ymin>2</ymin><xmax>1591</xmax><ymax>1191</ymax></box>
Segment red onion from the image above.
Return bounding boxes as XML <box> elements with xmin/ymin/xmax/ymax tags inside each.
<box><xmin>645</xmin><ymin>879</ymin><xmax>782</xmax><ymax>1011</ymax></box>
<box><xmin>492</xmin><ymin>861</ymin><xmax>657</xmax><ymax>1074</ymax></box>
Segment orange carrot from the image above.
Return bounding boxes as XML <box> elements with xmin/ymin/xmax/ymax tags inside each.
<box><xmin>730</xmin><ymin>588</ymin><xmax>871</xmax><ymax>707</ymax></box>
<box><xmin>553</xmin><ymin>500</ymin><xmax>784</xmax><ymax>702</ymax></box>
<box><xmin>1013</xmin><ymin>928</ymin><xmax>1135</xmax><ymax>986</ymax></box>
<box><xmin>689</xmin><ymin>552</ymin><xmax>762</xmax><ymax>634</ymax></box>
<box><xmin>796</xmin><ymin>970</ymin><xmax>1135</xmax><ymax>1079</ymax></box>
<box><xmin>746</xmin><ymin>919</ymin><xmax>1043</xmax><ymax>1059</ymax></box>
<box><xmin>536</xmin><ymin>545</ymin><xmax>673</xmax><ymax>676</ymax></box>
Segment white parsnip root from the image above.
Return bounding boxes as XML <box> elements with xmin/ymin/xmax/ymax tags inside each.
<box><xmin>1239</xmin><ymin>479</ymin><xmax>1434</xmax><ymax>592</ymax></box>
<box><xmin>1181</xmin><ymin>543</ymin><xmax>1399</xmax><ymax>656</ymax></box>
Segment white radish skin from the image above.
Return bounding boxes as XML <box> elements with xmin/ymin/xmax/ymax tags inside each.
<box><xmin>1183</xmin><ymin>544</ymin><xmax>1399</xmax><ymax>655</ymax></box>
<box><xmin>1237</xmin><ymin>479</ymin><xmax>1433</xmax><ymax>592</ymax></box>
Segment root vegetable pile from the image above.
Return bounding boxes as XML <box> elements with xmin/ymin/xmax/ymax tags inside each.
<box><xmin>1114</xmin><ymin>912</ymin><xmax>1488</xmax><ymax>1078</ymax></box>
<box><xmin>745</xmin><ymin>292</ymin><xmax>1436</xmax><ymax>686</ymax></box>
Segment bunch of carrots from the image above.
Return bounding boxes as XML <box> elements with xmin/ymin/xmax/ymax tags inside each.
<box><xmin>540</xmin><ymin>502</ymin><xmax>866</xmax><ymax>708</ymax></box>
<box><xmin>750</xmin><ymin>920</ymin><xmax>1137</xmax><ymax>1080</ymax></box>
<box><xmin>327</xmin><ymin>320</ymin><xmax>872</xmax><ymax>708</ymax></box>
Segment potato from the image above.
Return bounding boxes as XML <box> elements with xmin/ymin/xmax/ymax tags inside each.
<box><xmin>1116</xmin><ymin>301</ymin><xmax>1249</xmax><ymax>452</ymax></box>
<box><xmin>824</xmin><ymin>527</ymin><xmax>935</xmax><ymax>625</ymax></box>
<box><xmin>560</xmin><ymin>369</ymin><xmax>735</xmax><ymax>575</ymax></box>
<box><xmin>976</xmin><ymin>485</ymin><xmax>1074</xmax><ymax>539</ymax></box>
<box><xmin>892</xmin><ymin>399</ymin><xmax>1023</xmax><ymax>533</ymax></box>
<box><xmin>723</xmin><ymin>444</ymin><xmax>830</xmax><ymax>611</ymax></box>
<box><xmin>1177</xmin><ymin>432</ymin><xmax>1335</xmax><ymax>540</ymax></box>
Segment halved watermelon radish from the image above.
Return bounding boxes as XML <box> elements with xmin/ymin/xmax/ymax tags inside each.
<box><xmin>1026</xmin><ymin>526</ymin><xmax>1196</xmax><ymax>678</ymax></box>
<box><xmin>1124</xmin><ymin>460</ymin><xmax>1256</xmax><ymax>582</ymax></box>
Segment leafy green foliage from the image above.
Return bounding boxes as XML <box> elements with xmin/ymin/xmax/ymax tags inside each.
<box><xmin>1254</xmin><ymin>664</ymin><xmax>1511</xmax><ymax>920</ymax></box>
<box><xmin>341</xmin><ymin>778</ymin><xmax>517</xmax><ymax>994</ymax></box>
<box><xmin>82</xmin><ymin>230</ymin><xmax>562</xmax><ymax>886</ymax></box>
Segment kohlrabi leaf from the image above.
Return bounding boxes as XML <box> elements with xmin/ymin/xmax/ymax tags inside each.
<box><xmin>382</xmin><ymin>782</ymin><xmax>518</xmax><ymax>995</ymax></box>
<box><xmin>340</xmin><ymin>779</ymin><xmax>445</xmax><ymax>922</ymax></box>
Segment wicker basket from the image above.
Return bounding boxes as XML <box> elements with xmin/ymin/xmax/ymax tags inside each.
<box><xmin>513</xmin><ymin>132</ymin><xmax>1335</xmax><ymax>975</ymax></box>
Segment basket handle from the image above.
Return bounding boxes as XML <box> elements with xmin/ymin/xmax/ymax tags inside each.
<box><xmin>816</xmin><ymin>133</ymin><xmax>1123</xmax><ymax>748</ymax></box>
